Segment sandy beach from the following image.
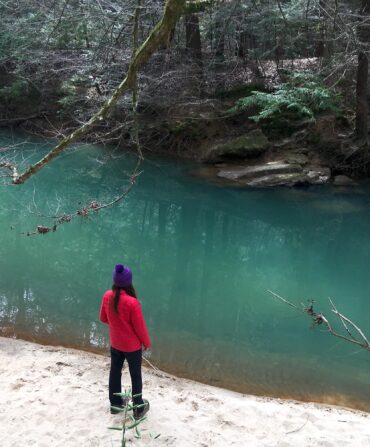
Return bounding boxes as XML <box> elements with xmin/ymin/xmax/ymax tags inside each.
<box><xmin>0</xmin><ymin>337</ymin><xmax>369</xmax><ymax>447</ymax></box>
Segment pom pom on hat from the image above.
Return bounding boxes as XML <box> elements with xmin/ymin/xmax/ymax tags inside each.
<box><xmin>115</xmin><ymin>264</ymin><xmax>124</xmax><ymax>273</ymax></box>
<box><xmin>113</xmin><ymin>264</ymin><xmax>132</xmax><ymax>288</ymax></box>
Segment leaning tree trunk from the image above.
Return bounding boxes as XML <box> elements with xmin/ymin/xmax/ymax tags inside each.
<box><xmin>10</xmin><ymin>0</ymin><xmax>185</xmax><ymax>185</ymax></box>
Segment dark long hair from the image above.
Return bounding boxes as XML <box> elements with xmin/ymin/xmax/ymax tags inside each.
<box><xmin>111</xmin><ymin>284</ymin><xmax>137</xmax><ymax>313</ymax></box>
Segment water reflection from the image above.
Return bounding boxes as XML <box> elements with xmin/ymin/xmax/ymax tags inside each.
<box><xmin>1</xmin><ymin>132</ymin><xmax>370</xmax><ymax>410</ymax></box>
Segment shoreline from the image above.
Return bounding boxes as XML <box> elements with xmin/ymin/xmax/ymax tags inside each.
<box><xmin>2</xmin><ymin>125</ymin><xmax>370</xmax><ymax>185</ymax></box>
<box><xmin>1</xmin><ymin>336</ymin><xmax>370</xmax><ymax>447</ymax></box>
<box><xmin>2</xmin><ymin>331</ymin><xmax>370</xmax><ymax>414</ymax></box>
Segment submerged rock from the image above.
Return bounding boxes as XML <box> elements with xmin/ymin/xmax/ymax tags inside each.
<box><xmin>333</xmin><ymin>175</ymin><xmax>356</xmax><ymax>186</ymax></box>
<box><xmin>312</xmin><ymin>199</ymin><xmax>363</xmax><ymax>214</ymax></box>
<box><xmin>202</xmin><ymin>129</ymin><xmax>269</xmax><ymax>162</ymax></box>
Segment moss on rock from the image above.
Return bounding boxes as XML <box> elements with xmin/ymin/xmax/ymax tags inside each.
<box><xmin>202</xmin><ymin>129</ymin><xmax>269</xmax><ymax>162</ymax></box>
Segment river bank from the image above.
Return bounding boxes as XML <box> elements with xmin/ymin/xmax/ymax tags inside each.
<box><xmin>1</xmin><ymin>56</ymin><xmax>368</xmax><ymax>188</ymax></box>
<box><xmin>1</xmin><ymin>106</ymin><xmax>366</xmax><ymax>189</ymax></box>
<box><xmin>1</xmin><ymin>337</ymin><xmax>369</xmax><ymax>447</ymax></box>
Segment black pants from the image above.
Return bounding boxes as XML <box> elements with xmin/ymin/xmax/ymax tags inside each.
<box><xmin>109</xmin><ymin>347</ymin><xmax>144</xmax><ymax>407</ymax></box>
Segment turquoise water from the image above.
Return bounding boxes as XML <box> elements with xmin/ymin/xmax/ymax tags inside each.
<box><xmin>1</xmin><ymin>130</ymin><xmax>370</xmax><ymax>410</ymax></box>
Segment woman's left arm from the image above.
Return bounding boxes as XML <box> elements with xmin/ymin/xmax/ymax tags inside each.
<box><xmin>99</xmin><ymin>296</ymin><xmax>108</xmax><ymax>323</ymax></box>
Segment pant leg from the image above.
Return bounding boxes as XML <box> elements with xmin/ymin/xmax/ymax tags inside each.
<box><xmin>125</xmin><ymin>349</ymin><xmax>144</xmax><ymax>406</ymax></box>
<box><xmin>109</xmin><ymin>346</ymin><xmax>126</xmax><ymax>406</ymax></box>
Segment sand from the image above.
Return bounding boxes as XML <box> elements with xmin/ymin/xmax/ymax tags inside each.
<box><xmin>0</xmin><ymin>337</ymin><xmax>369</xmax><ymax>447</ymax></box>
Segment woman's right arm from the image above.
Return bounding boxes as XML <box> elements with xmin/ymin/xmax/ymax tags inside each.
<box><xmin>131</xmin><ymin>301</ymin><xmax>151</xmax><ymax>349</ymax></box>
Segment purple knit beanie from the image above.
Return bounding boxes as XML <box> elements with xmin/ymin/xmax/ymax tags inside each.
<box><xmin>113</xmin><ymin>264</ymin><xmax>132</xmax><ymax>288</ymax></box>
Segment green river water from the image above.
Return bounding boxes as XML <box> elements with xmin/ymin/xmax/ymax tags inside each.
<box><xmin>1</xmin><ymin>130</ymin><xmax>370</xmax><ymax>410</ymax></box>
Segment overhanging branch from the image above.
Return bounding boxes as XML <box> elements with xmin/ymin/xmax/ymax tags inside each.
<box><xmin>11</xmin><ymin>0</ymin><xmax>185</xmax><ymax>185</ymax></box>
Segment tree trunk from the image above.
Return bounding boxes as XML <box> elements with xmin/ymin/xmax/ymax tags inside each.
<box><xmin>355</xmin><ymin>0</ymin><xmax>369</xmax><ymax>141</ymax></box>
<box><xmin>316</xmin><ymin>0</ymin><xmax>333</xmax><ymax>64</ymax></box>
<box><xmin>215</xmin><ymin>29</ymin><xmax>224</xmax><ymax>60</ymax></box>
<box><xmin>214</xmin><ymin>13</ymin><xmax>224</xmax><ymax>60</ymax></box>
<box><xmin>355</xmin><ymin>52</ymin><xmax>369</xmax><ymax>141</ymax></box>
<box><xmin>185</xmin><ymin>13</ymin><xmax>202</xmax><ymax>65</ymax></box>
<box><xmin>237</xmin><ymin>30</ymin><xmax>248</xmax><ymax>59</ymax></box>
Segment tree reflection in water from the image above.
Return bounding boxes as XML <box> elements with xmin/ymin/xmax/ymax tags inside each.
<box><xmin>1</xmin><ymin>132</ymin><xmax>370</xmax><ymax>410</ymax></box>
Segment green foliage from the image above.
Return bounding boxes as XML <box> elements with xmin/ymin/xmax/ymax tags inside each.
<box><xmin>229</xmin><ymin>72</ymin><xmax>340</xmax><ymax>125</ymax></box>
<box><xmin>215</xmin><ymin>83</ymin><xmax>268</xmax><ymax>100</ymax></box>
<box><xmin>108</xmin><ymin>388</ymin><xmax>159</xmax><ymax>447</ymax></box>
<box><xmin>184</xmin><ymin>0</ymin><xmax>212</xmax><ymax>14</ymax></box>
<box><xmin>57</xmin><ymin>75</ymin><xmax>88</xmax><ymax>115</ymax></box>
<box><xmin>0</xmin><ymin>78</ymin><xmax>39</xmax><ymax>107</ymax></box>
<box><xmin>53</xmin><ymin>16</ymin><xmax>90</xmax><ymax>49</ymax></box>
<box><xmin>0</xmin><ymin>79</ymin><xmax>29</xmax><ymax>101</ymax></box>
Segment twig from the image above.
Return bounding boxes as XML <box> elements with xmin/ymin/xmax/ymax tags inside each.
<box><xmin>22</xmin><ymin>169</ymin><xmax>142</xmax><ymax>236</ymax></box>
<box><xmin>328</xmin><ymin>297</ymin><xmax>357</xmax><ymax>341</ymax></box>
<box><xmin>285</xmin><ymin>415</ymin><xmax>309</xmax><ymax>434</ymax></box>
<box><xmin>267</xmin><ymin>290</ymin><xmax>299</xmax><ymax>309</ymax></box>
<box><xmin>330</xmin><ymin>308</ymin><xmax>370</xmax><ymax>347</ymax></box>
<box><xmin>142</xmin><ymin>355</ymin><xmax>172</xmax><ymax>379</ymax></box>
<box><xmin>268</xmin><ymin>290</ymin><xmax>370</xmax><ymax>352</ymax></box>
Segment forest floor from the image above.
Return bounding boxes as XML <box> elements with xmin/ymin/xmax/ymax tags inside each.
<box><xmin>1</xmin><ymin>337</ymin><xmax>369</xmax><ymax>447</ymax></box>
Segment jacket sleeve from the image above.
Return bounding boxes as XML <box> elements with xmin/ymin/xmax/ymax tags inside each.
<box><xmin>131</xmin><ymin>301</ymin><xmax>151</xmax><ymax>349</ymax></box>
<box><xmin>99</xmin><ymin>296</ymin><xmax>108</xmax><ymax>323</ymax></box>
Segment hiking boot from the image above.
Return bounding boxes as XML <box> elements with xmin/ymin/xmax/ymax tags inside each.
<box><xmin>110</xmin><ymin>398</ymin><xmax>128</xmax><ymax>414</ymax></box>
<box><xmin>133</xmin><ymin>399</ymin><xmax>150</xmax><ymax>420</ymax></box>
<box><xmin>110</xmin><ymin>405</ymin><xmax>123</xmax><ymax>415</ymax></box>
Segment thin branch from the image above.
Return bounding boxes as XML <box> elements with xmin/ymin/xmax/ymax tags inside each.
<box><xmin>276</xmin><ymin>0</ymin><xmax>288</xmax><ymax>26</ymax></box>
<box><xmin>328</xmin><ymin>297</ymin><xmax>358</xmax><ymax>342</ymax></box>
<box><xmin>23</xmin><ymin>168</ymin><xmax>143</xmax><ymax>236</ymax></box>
<box><xmin>330</xmin><ymin>308</ymin><xmax>370</xmax><ymax>347</ymax></box>
<box><xmin>268</xmin><ymin>290</ymin><xmax>370</xmax><ymax>352</ymax></box>
<box><xmin>317</xmin><ymin>314</ymin><xmax>370</xmax><ymax>350</ymax></box>
<box><xmin>267</xmin><ymin>289</ymin><xmax>299</xmax><ymax>309</ymax></box>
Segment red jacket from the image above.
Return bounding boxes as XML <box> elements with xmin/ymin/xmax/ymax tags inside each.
<box><xmin>99</xmin><ymin>290</ymin><xmax>151</xmax><ymax>352</ymax></box>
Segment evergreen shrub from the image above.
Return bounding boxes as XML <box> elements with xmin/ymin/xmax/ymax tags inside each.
<box><xmin>229</xmin><ymin>72</ymin><xmax>340</xmax><ymax>136</ymax></box>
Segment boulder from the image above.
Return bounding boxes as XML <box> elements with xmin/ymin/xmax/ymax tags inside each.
<box><xmin>307</xmin><ymin>114</ymin><xmax>339</xmax><ymax>146</ymax></box>
<box><xmin>216</xmin><ymin>161</ymin><xmax>331</xmax><ymax>187</ymax></box>
<box><xmin>333</xmin><ymin>175</ymin><xmax>356</xmax><ymax>186</ymax></box>
<box><xmin>217</xmin><ymin>161</ymin><xmax>302</xmax><ymax>181</ymax></box>
<box><xmin>303</xmin><ymin>166</ymin><xmax>331</xmax><ymax>184</ymax></box>
<box><xmin>284</xmin><ymin>153</ymin><xmax>309</xmax><ymax>165</ymax></box>
<box><xmin>202</xmin><ymin>129</ymin><xmax>269</xmax><ymax>162</ymax></box>
<box><xmin>244</xmin><ymin>172</ymin><xmax>309</xmax><ymax>187</ymax></box>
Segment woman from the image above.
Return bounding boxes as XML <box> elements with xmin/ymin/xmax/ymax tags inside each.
<box><xmin>100</xmin><ymin>264</ymin><xmax>151</xmax><ymax>419</ymax></box>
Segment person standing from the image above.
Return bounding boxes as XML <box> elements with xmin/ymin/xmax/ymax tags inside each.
<box><xmin>100</xmin><ymin>264</ymin><xmax>151</xmax><ymax>419</ymax></box>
